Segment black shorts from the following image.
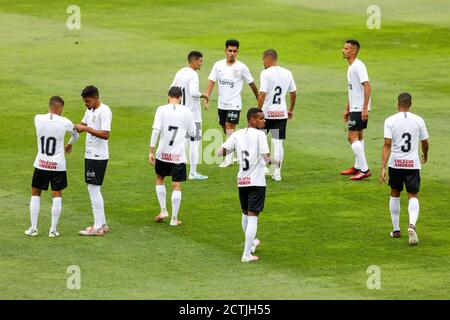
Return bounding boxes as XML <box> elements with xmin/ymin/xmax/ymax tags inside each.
<box><xmin>85</xmin><ymin>159</ymin><xmax>108</xmax><ymax>185</ymax></box>
<box><xmin>388</xmin><ymin>167</ymin><xmax>420</xmax><ymax>193</ymax></box>
<box><xmin>218</xmin><ymin>109</ymin><xmax>241</xmax><ymax>126</ymax></box>
<box><xmin>185</xmin><ymin>122</ymin><xmax>202</xmax><ymax>142</ymax></box>
<box><xmin>32</xmin><ymin>168</ymin><xmax>67</xmax><ymax>191</ymax></box>
<box><xmin>348</xmin><ymin>112</ymin><xmax>368</xmax><ymax>131</ymax></box>
<box><xmin>238</xmin><ymin>186</ymin><xmax>266</xmax><ymax>213</ymax></box>
<box><xmin>263</xmin><ymin>118</ymin><xmax>287</xmax><ymax>140</ymax></box>
<box><xmin>155</xmin><ymin>159</ymin><xmax>186</xmax><ymax>182</ymax></box>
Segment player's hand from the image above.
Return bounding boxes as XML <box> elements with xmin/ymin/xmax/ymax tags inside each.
<box><xmin>379</xmin><ymin>167</ymin><xmax>386</xmax><ymax>184</ymax></box>
<box><xmin>203</xmin><ymin>94</ymin><xmax>210</xmax><ymax>110</ymax></box>
<box><xmin>362</xmin><ymin>110</ymin><xmax>369</xmax><ymax>121</ymax></box>
<box><xmin>420</xmin><ymin>155</ymin><xmax>427</xmax><ymax>164</ymax></box>
<box><xmin>288</xmin><ymin>110</ymin><xmax>294</xmax><ymax>120</ymax></box>
<box><xmin>149</xmin><ymin>153</ymin><xmax>156</xmax><ymax>166</ymax></box>
<box><xmin>75</xmin><ymin>124</ymin><xmax>87</xmax><ymax>133</ymax></box>
<box><xmin>343</xmin><ymin>110</ymin><xmax>350</xmax><ymax>123</ymax></box>
<box><xmin>64</xmin><ymin>144</ymin><xmax>73</xmax><ymax>154</ymax></box>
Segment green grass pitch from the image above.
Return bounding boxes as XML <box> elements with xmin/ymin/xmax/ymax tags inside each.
<box><xmin>0</xmin><ymin>0</ymin><xmax>449</xmax><ymax>299</ymax></box>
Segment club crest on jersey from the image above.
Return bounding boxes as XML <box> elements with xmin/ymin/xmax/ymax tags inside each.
<box><xmin>232</xmin><ymin>69</ymin><xmax>240</xmax><ymax>78</ymax></box>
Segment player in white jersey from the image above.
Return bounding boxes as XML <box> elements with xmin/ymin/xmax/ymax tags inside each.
<box><xmin>74</xmin><ymin>86</ymin><xmax>113</xmax><ymax>236</ymax></box>
<box><xmin>170</xmin><ymin>51</ymin><xmax>209</xmax><ymax>180</ymax></box>
<box><xmin>341</xmin><ymin>40</ymin><xmax>372</xmax><ymax>180</ymax></box>
<box><xmin>257</xmin><ymin>49</ymin><xmax>297</xmax><ymax>181</ymax></box>
<box><xmin>380</xmin><ymin>93</ymin><xmax>429</xmax><ymax>246</ymax></box>
<box><xmin>25</xmin><ymin>96</ymin><xmax>79</xmax><ymax>238</ymax></box>
<box><xmin>218</xmin><ymin>108</ymin><xmax>280</xmax><ymax>262</ymax></box>
<box><xmin>205</xmin><ymin>39</ymin><xmax>259</xmax><ymax>168</ymax></box>
<box><xmin>150</xmin><ymin>87</ymin><xmax>196</xmax><ymax>226</ymax></box>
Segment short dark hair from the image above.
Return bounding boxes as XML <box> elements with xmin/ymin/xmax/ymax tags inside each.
<box><xmin>346</xmin><ymin>39</ymin><xmax>360</xmax><ymax>52</ymax></box>
<box><xmin>188</xmin><ymin>51</ymin><xmax>203</xmax><ymax>63</ymax></box>
<box><xmin>263</xmin><ymin>49</ymin><xmax>278</xmax><ymax>60</ymax></box>
<box><xmin>247</xmin><ymin>107</ymin><xmax>263</xmax><ymax>122</ymax></box>
<box><xmin>398</xmin><ymin>92</ymin><xmax>412</xmax><ymax>107</ymax></box>
<box><xmin>81</xmin><ymin>85</ymin><xmax>99</xmax><ymax>98</ymax></box>
<box><xmin>225</xmin><ymin>39</ymin><xmax>239</xmax><ymax>49</ymax></box>
<box><xmin>168</xmin><ymin>86</ymin><xmax>183</xmax><ymax>98</ymax></box>
<box><xmin>49</xmin><ymin>96</ymin><xmax>64</xmax><ymax>106</ymax></box>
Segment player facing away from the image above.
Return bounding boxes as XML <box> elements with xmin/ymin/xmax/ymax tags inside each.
<box><xmin>170</xmin><ymin>51</ymin><xmax>209</xmax><ymax>180</ymax></box>
<box><xmin>150</xmin><ymin>86</ymin><xmax>196</xmax><ymax>226</ymax></box>
<box><xmin>75</xmin><ymin>86</ymin><xmax>113</xmax><ymax>236</ymax></box>
<box><xmin>205</xmin><ymin>39</ymin><xmax>259</xmax><ymax>168</ymax></box>
<box><xmin>380</xmin><ymin>93</ymin><xmax>429</xmax><ymax>246</ymax></box>
<box><xmin>217</xmin><ymin>108</ymin><xmax>280</xmax><ymax>262</ymax></box>
<box><xmin>341</xmin><ymin>40</ymin><xmax>372</xmax><ymax>180</ymax></box>
<box><xmin>26</xmin><ymin>96</ymin><xmax>79</xmax><ymax>237</ymax></box>
<box><xmin>257</xmin><ymin>49</ymin><xmax>297</xmax><ymax>181</ymax></box>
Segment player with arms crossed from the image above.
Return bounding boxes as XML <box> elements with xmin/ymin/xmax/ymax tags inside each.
<box><xmin>258</xmin><ymin>49</ymin><xmax>296</xmax><ymax>181</ymax></box>
<box><xmin>150</xmin><ymin>87</ymin><xmax>196</xmax><ymax>226</ymax></box>
<box><xmin>170</xmin><ymin>51</ymin><xmax>209</xmax><ymax>180</ymax></box>
<box><xmin>217</xmin><ymin>108</ymin><xmax>279</xmax><ymax>262</ymax></box>
<box><xmin>380</xmin><ymin>92</ymin><xmax>429</xmax><ymax>246</ymax></box>
<box><xmin>341</xmin><ymin>39</ymin><xmax>372</xmax><ymax>180</ymax></box>
<box><xmin>206</xmin><ymin>39</ymin><xmax>259</xmax><ymax>168</ymax></box>
<box><xmin>26</xmin><ymin>96</ymin><xmax>79</xmax><ymax>238</ymax></box>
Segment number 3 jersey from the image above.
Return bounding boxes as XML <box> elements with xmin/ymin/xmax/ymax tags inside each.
<box><xmin>384</xmin><ymin>111</ymin><xmax>429</xmax><ymax>170</ymax></box>
<box><xmin>33</xmin><ymin>113</ymin><xmax>78</xmax><ymax>171</ymax></box>
<box><xmin>222</xmin><ymin>127</ymin><xmax>270</xmax><ymax>187</ymax></box>
<box><xmin>152</xmin><ymin>104</ymin><xmax>196</xmax><ymax>164</ymax></box>
<box><xmin>260</xmin><ymin>66</ymin><xmax>296</xmax><ymax>119</ymax></box>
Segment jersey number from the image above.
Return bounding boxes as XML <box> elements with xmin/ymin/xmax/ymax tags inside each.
<box><xmin>272</xmin><ymin>86</ymin><xmax>282</xmax><ymax>104</ymax></box>
<box><xmin>40</xmin><ymin>136</ymin><xmax>56</xmax><ymax>156</ymax></box>
<box><xmin>168</xmin><ymin>126</ymin><xmax>179</xmax><ymax>146</ymax></box>
<box><xmin>242</xmin><ymin>150</ymin><xmax>250</xmax><ymax>171</ymax></box>
<box><xmin>401</xmin><ymin>133</ymin><xmax>412</xmax><ymax>152</ymax></box>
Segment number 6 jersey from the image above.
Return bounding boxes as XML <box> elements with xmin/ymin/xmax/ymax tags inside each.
<box><xmin>384</xmin><ymin>111</ymin><xmax>429</xmax><ymax>170</ymax></box>
<box><xmin>33</xmin><ymin>113</ymin><xmax>78</xmax><ymax>171</ymax></box>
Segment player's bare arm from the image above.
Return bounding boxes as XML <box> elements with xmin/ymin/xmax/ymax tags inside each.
<box><xmin>217</xmin><ymin>147</ymin><xmax>233</xmax><ymax>157</ymax></box>
<box><xmin>380</xmin><ymin>138</ymin><xmax>392</xmax><ymax>184</ymax></box>
<box><xmin>288</xmin><ymin>91</ymin><xmax>297</xmax><ymax>120</ymax></box>
<box><xmin>343</xmin><ymin>99</ymin><xmax>350</xmax><ymax>122</ymax></box>
<box><xmin>249</xmin><ymin>82</ymin><xmax>259</xmax><ymax>100</ymax></box>
<box><xmin>362</xmin><ymin>81</ymin><xmax>371</xmax><ymax>121</ymax></box>
<box><xmin>75</xmin><ymin>124</ymin><xmax>110</xmax><ymax>140</ymax></box>
<box><xmin>205</xmin><ymin>80</ymin><xmax>215</xmax><ymax>109</ymax></box>
<box><xmin>421</xmin><ymin>139</ymin><xmax>429</xmax><ymax>164</ymax></box>
<box><xmin>148</xmin><ymin>146</ymin><xmax>156</xmax><ymax>166</ymax></box>
<box><xmin>257</xmin><ymin>91</ymin><xmax>266</xmax><ymax>109</ymax></box>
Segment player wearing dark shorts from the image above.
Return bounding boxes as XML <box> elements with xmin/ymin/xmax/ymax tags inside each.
<box><xmin>239</xmin><ymin>186</ymin><xmax>266</xmax><ymax>213</ymax></box>
<box><xmin>263</xmin><ymin>119</ymin><xmax>287</xmax><ymax>140</ymax></box>
<box><xmin>155</xmin><ymin>158</ymin><xmax>187</xmax><ymax>182</ymax></box>
<box><xmin>348</xmin><ymin>111</ymin><xmax>368</xmax><ymax>131</ymax></box>
<box><xmin>218</xmin><ymin>109</ymin><xmax>241</xmax><ymax>126</ymax></box>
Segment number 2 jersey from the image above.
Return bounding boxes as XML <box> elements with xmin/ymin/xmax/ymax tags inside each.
<box><xmin>384</xmin><ymin>111</ymin><xmax>429</xmax><ymax>170</ymax></box>
<box><xmin>152</xmin><ymin>104</ymin><xmax>196</xmax><ymax>164</ymax></box>
<box><xmin>222</xmin><ymin>127</ymin><xmax>270</xmax><ymax>187</ymax></box>
<box><xmin>260</xmin><ymin>66</ymin><xmax>296</xmax><ymax>119</ymax></box>
<box><xmin>33</xmin><ymin>113</ymin><xmax>78</xmax><ymax>171</ymax></box>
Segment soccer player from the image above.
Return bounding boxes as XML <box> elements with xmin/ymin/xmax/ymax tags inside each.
<box><xmin>205</xmin><ymin>39</ymin><xmax>259</xmax><ymax>168</ymax></box>
<box><xmin>217</xmin><ymin>108</ymin><xmax>279</xmax><ymax>262</ymax></box>
<box><xmin>25</xmin><ymin>96</ymin><xmax>79</xmax><ymax>237</ymax></box>
<box><xmin>341</xmin><ymin>39</ymin><xmax>372</xmax><ymax>180</ymax></box>
<box><xmin>258</xmin><ymin>49</ymin><xmax>296</xmax><ymax>181</ymax></box>
<box><xmin>170</xmin><ymin>51</ymin><xmax>209</xmax><ymax>180</ymax></box>
<box><xmin>380</xmin><ymin>92</ymin><xmax>429</xmax><ymax>246</ymax></box>
<box><xmin>75</xmin><ymin>85</ymin><xmax>112</xmax><ymax>236</ymax></box>
<box><xmin>150</xmin><ymin>86</ymin><xmax>196</xmax><ymax>226</ymax></box>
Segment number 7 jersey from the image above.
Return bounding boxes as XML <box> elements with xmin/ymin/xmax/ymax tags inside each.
<box><xmin>33</xmin><ymin>113</ymin><xmax>77</xmax><ymax>171</ymax></box>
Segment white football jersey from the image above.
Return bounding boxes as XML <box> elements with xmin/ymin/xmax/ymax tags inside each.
<box><xmin>153</xmin><ymin>104</ymin><xmax>196</xmax><ymax>164</ymax></box>
<box><xmin>222</xmin><ymin>127</ymin><xmax>270</xmax><ymax>187</ymax></box>
<box><xmin>33</xmin><ymin>113</ymin><xmax>77</xmax><ymax>171</ymax></box>
<box><xmin>81</xmin><ymin>103</ymin><xmax>112</xmax><ymax>160</ymax></box>
<box><xmin>260</xmin><ymin>66</ymin><xmax>296</xmax><ymax>119</ymax></box>
<box><xmin>384</xmin><ymin>112</ymin><xmax>429</xmax><ymax>170</ymax></box>
<box><xmin>208</xmin><ymin>59</ymin><xmax>254</xmax><ymax>110</ymax></box>
<box><xmin>170</xmin><ymin>67</ymin><xmax>202</xmax><ymax>122</ymax></box>
<box><xmin>347</xmin><ymin>58</ymin><xmax>371</xmax><ymax>112</ymax></box>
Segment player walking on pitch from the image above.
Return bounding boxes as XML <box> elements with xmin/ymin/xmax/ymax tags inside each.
<box><xmin>218</xmin><ymin>108</ymin><xmax>279</xmax><ymax>262</ymax></box>
<box><xmin>341</xmin><ymin>40</ymin><xmax>372</xmax><ymax>180</ymax></box>
<box><xmin>26</xmin><ymin>96</ymin><xmax>79</xmax><ymax>237</ymax></box>
<box><xmin>170</xmin><ymin>51</ymin><xmax>209</xmax><ymax>180</ymax></box>
<box><xmin>380</xmin><ymin>92</ymin><xmax>429</xmax><ymax>246</ymax></box>
<box><xmin>205</xmin><ymin>39</ymin><xmax>259</xmax><ymax>168</ymax></box>
<box><xmin>257</xmin><ymin>49</ymin><xmax>296</xmax><ymax>181</ymax></box>
<box><xmin>150</xmin><ymin>87</ymin><xmax>196</xmax><ymax>226</ymax></box>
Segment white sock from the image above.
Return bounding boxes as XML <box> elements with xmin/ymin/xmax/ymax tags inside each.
<box><xmin>50</xmin><ymin>197</ymin><xmax>62</xmax><ymax>232</ymax></box>
<box><xmin>190</xmin><ymin>140</ymin><xmax>199</xmax><ymax>175</ymax></box>
<box><xmin>389</xmin><ymin>196</ymin><xmax>400</xmax><ymax>231</ymax></box>
<box><xmin>171</xmin><ymin>190</ymin><xmax>182</xmax><ymax>220</ymax></box>
<box><xmin>408</xmin><ymin>197</ymin><xmax>419</xmax><ymax>227</ymax></box>
<box><xmin>244</xmin><ymin>216</ymin><xmax>258</xmax><ymax>257</ymax></box>
<box><xmin>351</xmin><ymin>141</ymin><xmax>368</xmax><ymax>172</ymax></box>
<box><xmin>30</xmin><ymin>196</ymin><xmax>40</xmax><ymax>230</ymax></box>
<box><xmin>156</xmin><ymin>185</ymin><xmax>167</xmax><ymax>212</ymax></box>
<box><xmin>88</xmin><ymin>184</ymin><xmax>104</xmax><ymax>229</ymax></box>
<box><xmin>241</xmin><ymin>213</ymin><xmax>248</xmax><ymax>235</ymax></box>
<box><xmin>272</xmin><ymin>138</ymin><xmax>284</xmax><ymax>173</ymax></box>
